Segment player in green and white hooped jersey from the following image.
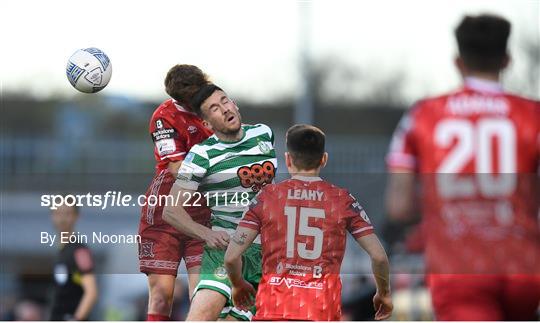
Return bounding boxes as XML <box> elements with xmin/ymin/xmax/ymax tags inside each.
<box><xmin>162</xmin><ymin>84</ymin><xmax>277</xmax><ymax>321</ymax></box>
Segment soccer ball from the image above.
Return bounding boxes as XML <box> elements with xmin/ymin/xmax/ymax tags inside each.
<box><xmin>66</xmin><ymin>48</ymin><xmax>112</xmax><ymax>93</ymax></box>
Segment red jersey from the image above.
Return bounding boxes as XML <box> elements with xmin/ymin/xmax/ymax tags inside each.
<box><xmin>386</xmin><ymin>78</ymin><xmax>540</xmax><ymax>274</ymax></box>
<box><xmin>150</xmin><ymin>99</ymin><xmax>212</xmax><ymax>172</ymax></box>
<box><xmin>138</xmin><ymin>99</ymin><xmax>212</xmax><ymax>275</ymax></box>
<box><xmin>239</xmin><ymin>176</ymin><xmax>374</xmax><ymax>321</ymax></box>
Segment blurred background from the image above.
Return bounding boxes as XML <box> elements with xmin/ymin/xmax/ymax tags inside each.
<box><xmin>1</xmin><ymin>0</ymin><xmax>538</xmax><ymax>320</ymax></box>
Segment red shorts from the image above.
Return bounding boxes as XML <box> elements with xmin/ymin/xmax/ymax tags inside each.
<box><xmin>429</xmin><ymin>274</ymin><xmax>540</xmax><ymax>321</ymax></box>
<box><xmin>138</xmin><ymin>170</ymin><xmax>210</xmax><ymax>276</ymax></box>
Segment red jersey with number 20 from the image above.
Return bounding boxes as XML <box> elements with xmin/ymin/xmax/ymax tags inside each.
<box><xmin>386</xmin><ymin>78</ymin><xmax>540</xmax><ymax>274</ymax></box>
<box><xmin>239</xmin><ymin>176</ymin><xmax>374</xmax><ymax>321</ymax></box>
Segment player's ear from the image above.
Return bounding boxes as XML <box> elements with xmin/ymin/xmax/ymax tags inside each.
<box><xmin>320</xmin><ymin>152</ymin><xmax>328</xmax><ymax>169</ymax></box>
<box><xmin>285</xmin><ymin>152</ymin><xmax>292</xmax><ymax>168</ymax></box>
<box><xmin>501</xmin><ymin>53</ymin><xmax>510</xmax><ymax>70</ymax></box>
<box><xmin>202</xmin><ymin>119</ymin><xmax>213</xmax><ymax>131</ymax></box>
<box><xmin>454</xmin><ymin>56</ymin><xmax>466</xmax><ymax>76</ymax></box>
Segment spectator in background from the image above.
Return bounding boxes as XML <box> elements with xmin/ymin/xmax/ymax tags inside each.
<box><xmin>50</xmin><ymin>200</ymin><xmax>98</xmax><ymax>320</ymax></box>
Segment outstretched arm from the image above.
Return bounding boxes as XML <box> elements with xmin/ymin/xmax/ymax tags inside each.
<box><xmin>163</xmin><ymin>183</ymin><xmax>229</xmax><ymax>249</ymax></box>
<box><xmin>356</xmin><ymin>233</ymin><xmax>392</xmax><ymax>320</ymax></box>
<box><xmin>224</xmin><ymin>226</ymin><xmax>258</xmax><ymax>310</ymax></box>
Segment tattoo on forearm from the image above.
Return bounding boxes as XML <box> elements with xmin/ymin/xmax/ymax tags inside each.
<box><xmin>233</xmin><ymin>232</ymin><xmax>248</xmax><ymax>245</ymax></box>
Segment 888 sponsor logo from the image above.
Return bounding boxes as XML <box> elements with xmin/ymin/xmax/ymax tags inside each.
<box><xmin>237</xmin><ymin>161</ymin><xmax>275</xmax><ymax>192</ymax></box>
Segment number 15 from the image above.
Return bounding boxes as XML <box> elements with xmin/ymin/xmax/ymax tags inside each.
<box><xmin>284</xmin><ymin>206</ymin><xmax>325</xmax><ymax>260</ymax></box>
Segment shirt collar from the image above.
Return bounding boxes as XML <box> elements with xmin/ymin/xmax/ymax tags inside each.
<box><xmin>291</xmin><ymin>175</ymin><xmax>323</xmax><ymax>182</ymax></box>
<box><xmin>464</xmin><ymin>77</ymin><xmax>503</xmax><ymax>94</ymax></box>
<box><xmin>172</xmin><ymin>99</ymin><xmax>195</xmax><ymax>114</ymax></box>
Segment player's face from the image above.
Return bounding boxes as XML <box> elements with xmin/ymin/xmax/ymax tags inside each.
<box><xmin>51</xmin><ymin>205</ymin><xmax>78</xmax><ymax>233</ymax></box>
<box><xmin>201</xmin><ymin>90</ymin><xmax>242</xmax><ymax>136</ymax></box>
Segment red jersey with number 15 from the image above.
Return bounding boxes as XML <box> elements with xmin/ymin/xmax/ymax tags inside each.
<box><xmin>150</xmin><ymin>99</ymin><xmax>213</xmax><ymax>173</ymax></box>
<box><xmin>239</xmin><ymin>176</ymin><xmax>374</xmax><ymax>321</ymax></box>
<box><xmin>386</xmin><ymin>78</ymin><xmax>540</xmax><ymax>275</ymax></box>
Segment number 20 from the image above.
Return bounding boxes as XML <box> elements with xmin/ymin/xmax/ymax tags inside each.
<box><xmin>284</xmin><ymin>206</ymin><xmax>325</xmax><ymax>260</ymax></box>
<box><xmin>435</xmin><ymin>118</ymin><xmax>516</xmax><ymax>198</ymax></box>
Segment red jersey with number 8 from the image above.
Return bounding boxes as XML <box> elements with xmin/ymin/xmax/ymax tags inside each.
<box><xmin>239</xmin><ymin>176</ymin><xmax>374</xmax><ymax>321</ymax></box>
<box><xmin>138</xmin><ymin>99</ymin><xmax>212</xmax><ymax>275</ymax></box>
<box><xmin>150</xmin><ymin>99</ymin><xmax>213</xmax><ymax>173</ymax></box>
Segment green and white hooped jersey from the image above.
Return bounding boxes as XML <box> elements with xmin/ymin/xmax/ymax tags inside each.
<box><xmin>176</xmin><ymin>124</ymin><xmax>277</xmax><ymax>243</ymax></box>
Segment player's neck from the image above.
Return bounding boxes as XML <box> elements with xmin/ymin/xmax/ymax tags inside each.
<box><xmin>463</xmin><ymin>71</ymin><xmax>500</xmax><ymax>83</ymax></box>
<box><xmin>216</xmin><ymin>127</ymin><xmax>244</xmax><ymax>143</ymax></box>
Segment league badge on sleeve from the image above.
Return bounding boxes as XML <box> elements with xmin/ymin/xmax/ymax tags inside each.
<box><xmin>184</xmin><ymin>152</ymin><xmax>195</xmax><ymax>164</ymax></box>
<box><xmin>349</xmin><ymin>193</ymin><xmax>371</xmax><ymax>224</ymax></box>
<box><xmin>176</xmin><ymin>162</ymin><xmax>194</xmax><ymax>182</ymax></box>
<box><xmin>156</xmin><ymin>139</ymin><xmax>176</xmax><ymax>156</ymax></box>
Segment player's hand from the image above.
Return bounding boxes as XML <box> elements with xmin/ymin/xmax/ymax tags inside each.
<box><xmin>204</xmin><ymin>230</ymin><xmax>230</xmax><ymax>249</ymax></box>
<box><xmin>232</xmin><ymin>279</ymin><xmax>256</xmax><ymax>311</ymax></box>
<box><xmin>373</xmin><ymin>292</ymin><xmax>393</xmax><ymax>320</ymax></box>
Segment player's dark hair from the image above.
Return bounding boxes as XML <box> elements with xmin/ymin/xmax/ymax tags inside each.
<box><xmin>286</xmin><ymin>124</ymin><xmax>326</xmax><ymax>170</ymax></box>
<box><xmin>164</xmin><ymin>64</ymin><xmax>210</xmax><ymax>106</ymax></box>
<box><xmin>455</xmin><ymin>14</ymin><xmax>511</xmax><ymax>73</ymax></box>
<box><xmin>190</xmin><ymin>83</ymin><xmax>223</xmax><ymax>118</ymax></box>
